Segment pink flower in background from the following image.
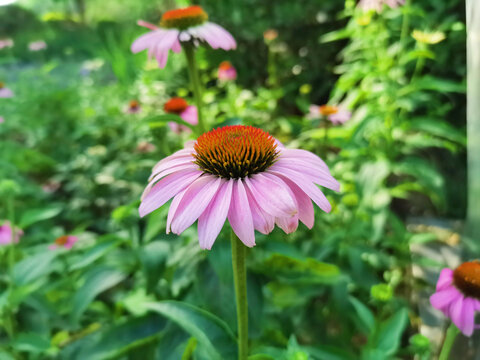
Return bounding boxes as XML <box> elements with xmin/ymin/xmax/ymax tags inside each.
<box><xmin>28</xmin><ymin>40</ymin><xmax>47</xmax><ymax>51</ymax></box>
<box><xmin>0</xmin><ymin>117</ymin><xmax>4</xmax><ymax>123</ymax></box>
<box><xmin>0</xmin><ymin>221</ymin><xmax>23</xmax><ymax>245</ymax></box>
<box><xmin>137</xmin><ymin>141</ymin><xmax>156</xmax><ymax>153</ymax></box>
<box><xmin>131</xmin><ymin>6</ymin><xmax>236</xmax><ymax>69</ymax></box>
<box><xmin>218</xmin><ymin>61</ymin><xmax>237</xmax><ymax>81</ymax></box>
<box><xmin>430</xmin><ymin>262</ymin><xmax>480</xmax><ymax>337</ymax></box>
<box><xmin>139</xmin><ymin>125</ymin><xmax>339</xmax><ymax>250</ymax></box>
<box><xmin>49</xmin><ymin>235</ymin><xmax>78</xmax><ymax>250</ymax></box>
<box><xmin>41</xmin><ymin>180</ymin><xmax>61</xmax><ymax>194</ymax></box>
<box><xmin>125</xmin><ymin>99</ymin><xmax>141</xmax><ymax>114</ymax></box>
<box><xmin>0</xmin><ymin>82</ymin><xmax>14</xmax><ymax>98</ymax></box>
<box><xmin>358</xmin><ymin>0</ymin><xmax>405</xmax><ymax>12</ymax></box>
<box><xmin>0</xmin><ymin>38</ymin><xmax>14</xmax><ymax>50</ymax></box>
<box><xmin>308</xmin><ymin>104</ymin><xmax>351</xmax><ymax>125</ymax></box>
<box><xmin>164</xmin><ymin>97</ymin><xmax>198</xmax><ymax>134</ymax></box>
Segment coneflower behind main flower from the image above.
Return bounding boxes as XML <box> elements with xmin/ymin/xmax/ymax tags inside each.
<box><xmin>131</xmin><ymin>5</ymin><xmax>236</xmax><ymax>68</ymax></box>
<box><xmin>140</xmin><ymin>125</ymin><xmax>339</xmax><ymax>250</ymax></box>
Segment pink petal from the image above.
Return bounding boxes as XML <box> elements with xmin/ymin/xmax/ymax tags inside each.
<box><xmin>449</xmin><ymin>296</ymin><xmax>474</xmax><ymax>336</ymax></box>
<box><xmin>228</xmin><ymin>180</ymin><xmax>255</xmax><ymax>247</ymax></box>
<box><xmin>204</xmin><ymin>23</ymin><xmax>237</xmax><ymax>50</ymax></box>
<box><xmin>170</xmin><ymin>175</ymin><xmax>222</xmax><ymax>234</ymax></box>
<box><xmin>166</xmin><ymin>188</ymin><xmax>187</xmax><ymax>234</ymax></box>
<box><xmin>279</xmin><ymin>148</ymin><xmax>330</xmax><ymax>173</ymax></box>
<box><xmin>275</xmin><ymin>215</ymin><xmax>299</xmax><ymax>234</ymax></box>
<box><xmin>244</xmin><ymin>174</ymin><xmax>297</xmax><ymax>218</ymax></box>
<box><xmin>272</xmin><ymin>160</ymin><xmax>340</xmax><ymax>191</ymax></box>
<box><xmin>268</xmin><ymin>168</ymin><xmax>332</xmax><ymax>213</ymax></box>
<box><xmin>198</xmin><ymin>180</ymin><xmax>233</xmax><ymax>250</ymax></box>
<box><xmin>430</xmin><ymin>286</ymin><xmax>461</xmax><ymax>310</ymax></box>
<box><xmin>276</xmin><ymin>176</ymin><xmax>315</xmax><ymax>229</ymax></box>
<box><xmin>180</xmin><ymin>106</ymin><xmax>199</xmax><ymax>126</ymax></box>
<box><xmin>131</xmin><ymin>30</ymin><xmax>167</xmax><ymax>53</ymax></box>
<box><xmin>139</xmin><ymin>170</ymin><xmax>202</xmax><ymax>217</ymax></box>
<box><xmin>245</xmin><ymin>187</ymin><xmax>275</xmax><ymax>234</ymax></box>
<box><xmin>436</xmin><ymin>268</ymin><xmax>454</xmax><ymax>291</ymax></box>
<box><xmin>137</xmin><ymin>20</ymin><xmax>158</xmax><ymax>30</ymax></box>
<box><xmin>147</xmin><ymin>163</ymin><xmax>198</xmax><ymax>192</ymax></box>
<box><xmin>460</xmin><ymin>298</ymin><xmax>475</xmax><ymax>336</ymax></box>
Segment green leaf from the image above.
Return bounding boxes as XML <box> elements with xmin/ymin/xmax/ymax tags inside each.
<box><xmin>13</xmin><ymin>251</ymin><xmax>58</xmax><ymax>286</ymax></box>
<box><xmin>370</xmin><ymin>308</ymin><xmax>409</xmax><ymax>356</ymax></box>
<box><xmin>62</xmin><ymin>315</ymin><xmax>166</xmax><ymax>360</ymax></box>
<box><xmin>139</xmin><ymin>240</ymin><xmax>170</xmax><ymax>293</ymax></box>
<box><xmin>406</xmin><ymin>117</ymin><xmax>466</xmax><ymax>145</ymax></box>
<box><xmin>71</xmin><ymin>266</ymin><xmax>126</xmax><ymax>323</ymax></box>
<box><xmin>69</xmin><ymin>237</ymin><xmax>121</xmax><ymax>271</ymax></box>
<box><xmin>146</xmin><ymin>301</ymin><xmax>236</xmax><ymax>360</ymax></box>
<box><xmin>13</xmin><ymin>333</ymin><xmax>50</xmax><ymax>353</ymax></box>
<box><xmin>410</xmin><ymin>75</ymin><xmax>465</xmax><ymax>93</ymax></box>
<box><xmin>255</xmin><ymin>253</ymin><xmax>340</xmax><ymax>284</ymax></box>
<box><xmin>350</xmin><ymin>297</ymin><xmax>375</xmax><ymax>334</ymax></box>
<box><xmin>18</xmin><ymin>206</ymin><xmax>62</xmax><ymax>228</ymax></box>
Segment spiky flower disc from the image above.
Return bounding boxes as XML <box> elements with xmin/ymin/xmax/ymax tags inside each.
<box><xmin>160</xmin><ymin>6</ymin><xmax>208</xmax><ymax>30</ymax></box>
<box><xmin>194</xmin><ymin>126</ymin><xmax>279</xmax><ymax>179</ymax></box>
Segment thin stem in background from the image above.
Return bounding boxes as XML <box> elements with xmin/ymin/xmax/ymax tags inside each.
<box><xmin>184</xmin><ymin>44</ymin><xmax>206</xmax><ymax>134</ymax></box>
<box><xmin>230</xmin><ymin>229</ymin><xmax>248</xmax><ymax>360</ymax></box>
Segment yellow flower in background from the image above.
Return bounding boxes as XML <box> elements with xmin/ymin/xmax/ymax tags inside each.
<box><xmin>412</xmin><ymin>30</ymin><xmax>446</xmax><ymax>45</ymax></box>
<box><xmin>356</xmin><ymin>13</ymin><xmax>372</xmax><ymax>26</ymax></box>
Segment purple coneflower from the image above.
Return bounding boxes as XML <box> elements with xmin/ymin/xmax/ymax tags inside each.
<box><xmin>218</xmin><ymin>61</ymin><xmax>237</xmax><ymax>81</ymax></box>
<box><xmin>131</xmin><ymin>5</ymin><xmax>236</xmax><ymax>68</ymax></box>
<box><xmin>358</xmin><ymin>0</ymin><xmax>405</xmax><ymax>12</ymax></box>
<box><xmin>164</xmin><ymin>97</ymin><xmax>198</xmax><ymax>134</ymax></box>
<box><xmin>0</xmin><ymin>221</ymin><xmax>23</xmax><ymax>245</ymax></box>
<box><xmin>0</xmin><ymin>82</ymin><xmax>14</xmax><ymax>98</ymax></box>
<box><xmin>308</xmin><ymin>104</ymin><xmax>351</xmax><ymax>125</ymax></box>
<box><xmin>49</xmin><ymin>235</ymin><xmax>78</xmax><ymax>250</ymax></box>
<box><xmin>28</xmin><ymin>40</ymin><xmax>47</xmax><ymax>52</ymax></box>
<box><xmin>430</xmin><ymin>262</ymin><xmax>480</xmax><ymax>336</ymax></box>
<box><xmin>139</xmin><ymin>125</ymin><xmax>339</xmax><ymax>250</ymax></box>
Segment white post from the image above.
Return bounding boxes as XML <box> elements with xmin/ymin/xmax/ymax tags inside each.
<box><xmin>467</xmin><ymin>0</ymin><xmax>480</xmax><ymax>240</ymax></box>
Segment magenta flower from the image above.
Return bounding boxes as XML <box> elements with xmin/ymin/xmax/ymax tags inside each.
<box><xmin>131</xmin><ymin>6</ymin><xmax>236</xmax><ymax>69</ymax></box>
<box><xmin>139</xmin><ymin>125</ymin><xmax>339</xmax><ymax>250</ymax></box>
<box><xmin>430</xmin><ymin>262</ymin><xmax>480</xmax><ymax>336</ymax></box>
<box><xmin>0</xmin><ymin>38</ymin><xmax>14</xmax><ymax>50</ymax></box>
<box><xmin>0</xmin><ymin>83</ymin><xmax>14</xmax><ymax>98</ymax></box>
<box><xmin>308</xmin><ymin>105</ymin><xmax>351</xmax><ymax>125</ymax></box>
<box><xmin>49</xmin><ymin>235</ymin><xmax>78</xmax><ymax>250</ymax></box>
<box><xmin>218</xmin><ymin>61</ymin><xmax>237</xmax><ymax>81</ymax></box>
<box><xmin>164</xmin><ymin>97</ymin><xmax>198</xmax><ymax>134</ymax></box>
<box><xmin>358</xmin><ymin>0</ymin><xmax>405</xmax><ymax>12</ymax></box>
<box><xmin>0</xmin><ymin>221</ymin><xmax>23</xmax><ymax>245</ymax></box>
<box><xmin>28</xmin><ymin>40</ymin><xmax>47</xmax><ymax>52</ymax></box>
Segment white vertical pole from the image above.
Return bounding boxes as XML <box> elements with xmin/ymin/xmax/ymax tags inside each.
<box><xmin>467</xmin><ymin>0</ymin><xmax>480</xmax><ymax>240</ymax></box>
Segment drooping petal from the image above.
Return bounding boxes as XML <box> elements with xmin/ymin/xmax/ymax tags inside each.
<box><xmin>272</xmin><ymin>160</ymin><xmax>340</xmax><ymax>191</ymax></box>
<box><xmin>180</xmin><ymin>106</ymin><xmax>199</xmax><ymax>126</ymax></box>
<box><xmin>449</xmin><ymin>296</ymin><xmax>473</xmax><ymax>336</ymax></box>
<box><xmin>170</xmin><ymin>175</ymin><xmax>222</xmax><ymax>234</ymax></box>
<box><xmin>147</xmin><ymin>163</ymin><xmax>198</xmax><ymax>192</ymax></box>
<box><xmin>228</xmin><ymin>180</ymin><xmax>255</xmax><ymax>247</ymax></box>
<box><xmin>139</xmin><ymin>170</ymin><xmax>202</xmax><ymax>216</ymax></box>
<box><xmin>245</xmin><ymin>187</ymin><xmax>275</xmax><ymax>235</ymax></box>
<box><xmin>459</xmin><ymin>298</ymin><xmax>475</xmax><ymax>336</ymax></box>
<box><xmin>137</xmin><ymin>20</ymin><xmax>158</xmax><ymax>30</ymax></box>
<box><xmin>275</xmin><ymin>175</ymin><xmax>315</xmax><ymax>229</ymax></box>
<box><xmin>430</xmin><ymin>286</ymin><xmax>461</xmax><ymax>311</ymax></box>
<box><xmin>166</xmin><ymin>188</ymin><xmax>187</xmax><ymax>234</ymax></box>
<box><xmin>279</xmin><ymin>148</ymin><xmax>330</xmax><ymax>173</ymax></box>
<box><xmin>244</xmin><ymin>173</ymin><xmax>297</xmax><ymax>218</ymax></box>
<box><xmin>275</xmin><ymin>215</ymin><xmax>299</xmax><ymax>234</ymax></box>
<box><xmin>436</xmin><ymin>268</ymin><xmax>454</xmax><ymax>291</ymax></box>
<box><xmin>268</xmin><ymin>168</ymin><xmax>332</xmax><ymax>213</ymax></box>
<box><xmin>198</xmin><ymin>180</ymin><xmax>233</xmax><ymax>250</ymax></box>
<box><xmin>203</xmin><ymin>22</ymin><xmax>237</xmax><ymax>50</ymax></box>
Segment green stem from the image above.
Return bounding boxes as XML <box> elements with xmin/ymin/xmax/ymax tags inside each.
<box><xmin>231</xmin><ymin>230</ymin><xmax>248</xmax><ymax>360</ymax></box>
<box><xmin>184</xmin><ymin>45</ymin><xmax>206</xmax><ymax>133</ymax></box>
<box><xmin>400</xmin><ymin>0</ymin><xmax>412</xmax><ymax>43</ymax></box>
<box><xmin>438</xmin><ymin>324</ymin><xmax>460</xmax><ymax>360</ymax></box>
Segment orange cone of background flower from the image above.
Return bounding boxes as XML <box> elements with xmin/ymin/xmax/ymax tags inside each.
<box><xmin>164</xmin><ymin>97</ymin><xmax>198</xmax><ymax>134</ymax></box>
<box><xmin>218</xmin><ymin>61</ymin><xmax>237</xmax><ymax>81</ymax></box>
<box><xmin>131</xmin><ymin>6</ymin><xmax>236</xmax><ymax>69</ymax></box>
<box><xmin>139</xmin><ymin>125</ymin><xmax>339</xmax><ymax>250</ymax></box>
<box><xmin>308</xmin><ymin>104</ymin><xmax>351</xmax><ymax>125</ymax></box>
